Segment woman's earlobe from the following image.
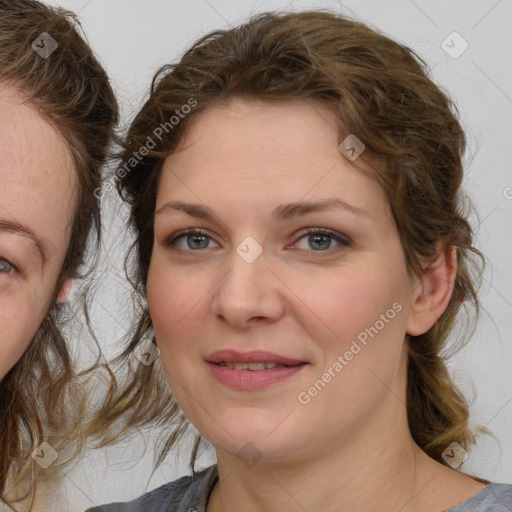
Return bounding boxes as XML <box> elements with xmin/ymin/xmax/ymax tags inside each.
<box><xmin>406</xmin><ymin>244</ymin><xmax>457</xmax><ymax>336</ymax></box>
<box><xmin>56</xmin><ymin>279</ymin><xmax>73</xmax><ymax>303</ymax></box>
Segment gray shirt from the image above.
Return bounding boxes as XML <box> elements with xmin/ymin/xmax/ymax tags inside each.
<box><xmin>86</xmin><ymin>465</ymin><xmax>512</xmax><ymax>511</ymax></box>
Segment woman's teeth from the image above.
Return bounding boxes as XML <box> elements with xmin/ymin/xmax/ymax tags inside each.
<box><xmin>218</xmin><ymin>361</ymin><xmax>281</xmax><ymax>370</ymax></box>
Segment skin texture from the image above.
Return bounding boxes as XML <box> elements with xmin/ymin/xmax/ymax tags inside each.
<box><xmin>0</xmin><ymin>86</ymin><xmax>74</xmax><ymax>380</ymax></box>
<box><xmin>147</xmin><ymin>99</ymin><xmax>486</xmax><ymax>512</ymax></box>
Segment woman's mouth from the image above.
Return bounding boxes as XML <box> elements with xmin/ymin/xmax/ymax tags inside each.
<box><xmin>207</xmin><ymin>361</ymin><xmax>307</xmax><ymax>389</ymax></box>
<box><xmin>218</xmin><ymin>361</ymin><xmax>284</xmax><ymax>370</ymax></box>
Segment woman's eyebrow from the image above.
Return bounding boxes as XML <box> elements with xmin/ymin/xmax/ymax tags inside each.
<box><xmin>155</xmin><ymin>198</ymin><xmax>371</xmax><ymax>223</ymax></box>
<box><xmin>0</xmin><ymin>218</ymin><xmax>44</xmax><ymax>263</ymax></box>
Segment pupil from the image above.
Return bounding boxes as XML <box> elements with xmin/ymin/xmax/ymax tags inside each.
<box><xmin>310</xmin><ymin>234</ymin><xmax>330</xmax><ymax>250</ymax></box>
<box><xmin>189</xmin><ymin>234</ymin><xmax>208</xmax><ymax>249</ymax></box>
<box><xmin>0</xmin><ymin>260</ymin><xmax>11</xmax><ymax>272</ymax></box>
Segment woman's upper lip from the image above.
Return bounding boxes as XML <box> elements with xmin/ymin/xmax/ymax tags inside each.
<box><xmin>206</xmin><ymin>349</ymin><xmax>306</xmax><ymax>366</ymax></box>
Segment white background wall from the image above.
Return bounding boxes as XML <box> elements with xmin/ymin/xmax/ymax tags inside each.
<box><xmin>39</xmin><ymin>0</ymin><xmax>512</xmax><ymax>510</ymax></box>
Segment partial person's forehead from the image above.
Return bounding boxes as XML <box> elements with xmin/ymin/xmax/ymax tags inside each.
<box><xmin>0</xmin><ymin>86</ymin><xmax>75</xmax><ymax>185</ymax></box>
<box><xmin>0</xmin><ymin>85</ymin><xmax>76</xmax><ymax>256</ymax></box>
<box><xmin>0</xmin><ymin>86</ymin><xmax>72</xmax><ymax>161</ymax></box>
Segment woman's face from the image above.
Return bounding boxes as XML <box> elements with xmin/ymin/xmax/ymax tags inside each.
<box><xmin>147</xmin><ymin>99</ymin><xmax>426</xmax><ymax>463</ymax></box>
<box><xmin>0</xmin><ymin>86</ymin><xmax>75</xmax><ymax>379</ymax></box>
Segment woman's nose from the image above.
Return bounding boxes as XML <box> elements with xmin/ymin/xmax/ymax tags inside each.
<box><xmin>210</xmin><ymin>238</ymin><xmax>286</xmax><ymax>329</ymax></box>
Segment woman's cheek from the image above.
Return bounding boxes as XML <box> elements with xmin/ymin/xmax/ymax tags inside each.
<box><xmin>0</xmin><ymin>301</ymin><xmax>43</xmax><ymax>378</ymax></box>
<box><xmin>148</xmin><ymin>268</ymin><xmax>187</xmax><ymax>336</ymax></box>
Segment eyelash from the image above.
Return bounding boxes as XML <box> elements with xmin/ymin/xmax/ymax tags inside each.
<box><xmin>165</xmin><ymin>227</ymin><xmax>351</xmax><ymax>255</ymax></box>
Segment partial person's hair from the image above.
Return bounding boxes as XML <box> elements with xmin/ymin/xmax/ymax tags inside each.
<box><xmin>90</xmin><ymin>9</ymin><xmax>487</xmax><ymax>475</ymax></box>
<box><xmin>0</xmin><ymin>0</ymin><xmax>118</xmax><ymax>509</ymax></box>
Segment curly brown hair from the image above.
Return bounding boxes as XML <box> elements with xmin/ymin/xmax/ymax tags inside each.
<box><xmin>0</xmin><ymin>1</ymin><xmax>118</xmax><ymax>509</ymax></box>
<box><xmin>90</xmin><ymin>9</ymin><xmax>486</xmax><ymax>477</ymax></box>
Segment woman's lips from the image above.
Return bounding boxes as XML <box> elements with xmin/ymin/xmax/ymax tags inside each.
<box><xmin>206</xmin><ymin>361</ymin><xmax>308</xmax><ymax>390</ymax></box>
<box><xmin>206</xmin><ymin>349</ymin><xmax>306</xmax><ymax>366</ymax></box>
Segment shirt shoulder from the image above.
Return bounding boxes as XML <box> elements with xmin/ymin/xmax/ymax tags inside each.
<box><xmin>84</xmin><ymin>464</ymin><xmax>218</xmax><ymax>512</ymax></box>
<box><xmin>444</xmin><ymin>482</ymin><xmax>512</xmax><ymax>511</ymax></box>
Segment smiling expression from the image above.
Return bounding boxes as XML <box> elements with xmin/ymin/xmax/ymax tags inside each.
<box><xmin>147</xmin><ymin>99</ymin><xmax>423</xmax><ymax>462</ymax></box>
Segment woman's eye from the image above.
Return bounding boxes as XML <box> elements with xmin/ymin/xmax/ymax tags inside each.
<box><xmin>165</xmin><ymin>228</ymin><xmax>350</xmax><ymax>254</ymax></box>
<box><xmin>0</xmin><ymin>257</ymin><xmax>16</xmax><ymax>274</ymax></box>
<box><xmin>293</xmin><ymin>228</ymin><xmax>351</xmax><ymax>252</ymax></box>
<box><xmin>166</xmin><ymin>229</ymin><xmax>218</xmax><ymax>251</ymax></box>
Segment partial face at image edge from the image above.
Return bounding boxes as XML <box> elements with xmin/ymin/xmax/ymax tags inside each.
<box><xmin>0</xmin><ymin>85</ymin><xmax>75</xmax><ymax>379</ymax></box>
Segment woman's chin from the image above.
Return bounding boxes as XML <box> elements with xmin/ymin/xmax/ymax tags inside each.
<box><xmin>202</xmin><ymin>421</ymin><xmax>307</xmax><ymax>464</ymax></box>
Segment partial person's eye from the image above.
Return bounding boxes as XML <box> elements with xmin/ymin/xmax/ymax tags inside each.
<box><xmin>292</xmin><ymin>227</ymin><xmax>351</xmax><ymax>254</ymax></box>
<box><xmin>0</xmin><ymin>257</ymin><xmax>17</xmax><ymax>274</ymax></box>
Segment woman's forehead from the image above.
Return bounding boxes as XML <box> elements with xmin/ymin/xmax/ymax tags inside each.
<box><xmin>158</xmin><ymin>99</ymin><xmax>389</xmax><ymax>221</ymax></box>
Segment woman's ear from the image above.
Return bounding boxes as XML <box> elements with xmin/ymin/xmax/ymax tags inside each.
<box><xmin>406</xmin><ymin>244</ymin><xmax>457</xmax><ymax>336</ymax></box>
<box><xmin>56</xmin><ymin>279</ymin><xmax>73</xmax><ymax>303</ymax></box>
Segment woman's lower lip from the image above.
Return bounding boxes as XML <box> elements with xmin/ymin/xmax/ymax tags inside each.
<box><xmin>206</xmin><ymin>362</ymin><xmax>307</xmax><ymax>390</ymax></box>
